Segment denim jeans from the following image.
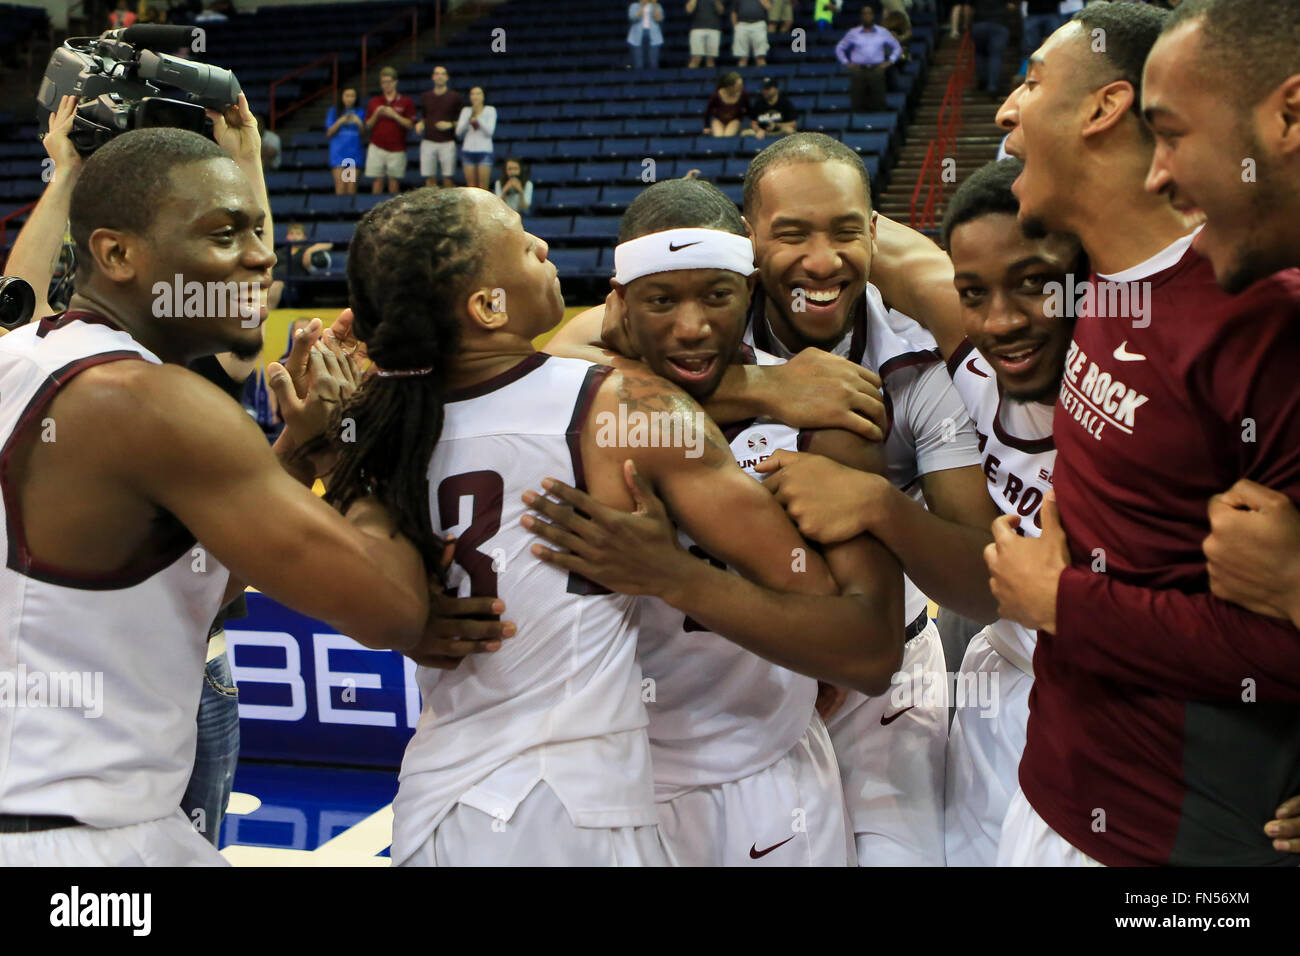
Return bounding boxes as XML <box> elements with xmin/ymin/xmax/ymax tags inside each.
<box><xmin>629</xmin><ymin>37</ymin><xmax>660</xmax><ymax>69</ymax></box>
<box><xmin>180</xmin><ymin>641</ymin><xmax>240</xmax><ymax>847</ymax></box>
<box><xmin>971</xmin><ymin>20</ymin><xmax>1011</xmax><ymax>93</ymax></box>
<box><xmin>1022</xmin><ymin>12</ymin><xmax>1062</xmax><ymax>57</ymax></box>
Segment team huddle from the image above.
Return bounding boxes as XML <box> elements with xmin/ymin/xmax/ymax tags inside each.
<box><xmin>1</xmin><ymin>0</ymin><xmax>1298</xmax><ymax>867</ymax></box>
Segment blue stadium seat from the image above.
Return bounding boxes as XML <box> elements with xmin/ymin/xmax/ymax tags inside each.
<box><xmin>721</xmin><ymin>157</ymin><xmax>751</xmax><ymax>181</ymax></box>
<box><xmin>512</xmin><ymin>140</ymin><xmax>558</xmax><ymax>160</ymax></box>
<box><xmin>548</xmin><ymin>246</ymin><xmax>603</xmax><ymax>277</ymax></box>
<box><xmin>307</xmin><ymin>195</ymin><xmax>355</xmax><ymax>217</ymax></box>
<box><xmin>545</xmin><ymin>187</ymin><xmax>600</xmax><ymax>212</ymax></box>
<box><xmin>842</xmin><ymin>132</ymin><xmax>891</xmax><ymax>156</ymax></box>
<box><xmin>314</xmin><ymin>221</ymin><xmax>357</xmax><ymax>244</ymax></box>
<box><xmin>815</xmin><ymin>93</ymin><xmax>852</xmax><ymax>112</ymax></box>
<box><xmin>574</xmin><ymin>161</ymin><xmax>625</xmax><ymax>184</ymax></box>
<box><xmin>687</xmin><ymin>159</ymin><xmax>726</xmax><ymax>181</ymax></box>
<box><xmin>301</xmin><ymin>170</ymin><xmax>335</xmax><ymax>192</ymax></box>
<box><xmin>595</xmin><ymin>185</ymin><xmax>643</xmax><ymax>211</ymax></box>
<box><xmin>569</xmin><ymin>216</ymin><xmax>620</xmax><ymax>241</ymax></box>
<box><xmin>805</xmin><ymin>113</ymin><xmax>848</xmax><ymax>134</ymax></box>
<box><xmin>648</xmin><ymin>136</ymin><xmax>696</xmax><ymax>157</ymax></box>
<box><xmin>525</xmin><ymin>216</ymin><xmax>574</xmax><ymax>241</ymax></box>
<box><xmin>581</xmin><ymin>119</ymin><xmax>624</xmax><ymax>138</ymax></box>
<box><xmin>600</xmin><ymin>137</ymin><xmax>648</xmax><ymax>157</ymax></box>
<box><xmin>270</xmin><ymin>194</ymin><xmax>308</xmax><ymax>217</ymax></box>
<box><xmin>693</xmin><ymin>135</ymin><xmax>740</xmax><ymax>155</ymax></box>
<box><xmin>717</xmin><ymin>183</ymin><xmax>743</xmax><ymax>206</ymax></box>
<box><xmin>530</xmin><ymin>162</ymin><xmax>577</xmax><ymax>184</ymax></box>
<box><xmin>849</xmin><ymin>112</ymin><xmax>899</xmax><ymax>133</ymax></box>
<box><xmin>624</xmin><ymin>118</ymin><xmax>668</xmax><ymax>136</ymax></box>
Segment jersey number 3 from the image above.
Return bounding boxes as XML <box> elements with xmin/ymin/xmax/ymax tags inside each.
<box><xmin>437</xmin><ymin>470</ymin><xmax>505</xmax><ymax>598</ymax></box>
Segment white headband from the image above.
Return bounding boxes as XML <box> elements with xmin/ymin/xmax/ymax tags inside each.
<box><xmin>613</xmin><ymin>228</ymin><xmax>756</xmax><ymax>286</ymax></box>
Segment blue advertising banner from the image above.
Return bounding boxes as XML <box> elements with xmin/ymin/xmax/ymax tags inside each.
<box><xmin>226</xmin><ymin>593</ymin><xmax>419</xmax><ymax>769</ymax></box>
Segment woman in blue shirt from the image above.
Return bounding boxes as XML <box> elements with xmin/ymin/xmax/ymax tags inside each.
<box><xmin>326</xmin><ymin>88</ymin><xmax>366</xmax><ymax>195</ymax></box>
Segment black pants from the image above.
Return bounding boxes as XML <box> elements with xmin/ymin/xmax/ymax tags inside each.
<box><xmin>849</xmin><ymin>65</ymin><xmax>888</xmax><ymax>112</ymax></box>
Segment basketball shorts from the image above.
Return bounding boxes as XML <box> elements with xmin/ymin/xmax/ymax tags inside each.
<box><xmin>0</xmin><ymin>809</ymin><xmax>227</xmax><ymax>866</ymax></box>
<box><xmin>997</xmin><ymin>787</ymin><xmax>1105</xmax><ymax>867</ymax></box>
<box><xmin>944</xmin><ymin>630</ymin><xmax>1032</xmax><ymax>867</ymax></box>
<box><xmin>400</xmin><ymin>780</ymin><xmax>670</xmax><ymax>866</ymax></box>
<box><xmin>827</xmin><ymin>620</ymin><xmax>948</xmax><ymax>866</ymax></box>
<box><xmin>655</xmin><ymin>714</ymin><xmax>855</xmax><ymax>866</ymax></box>
<box><xmin>732</xmin><ymin>20</ymin><xmax>770</xmax><ymax>58</ymax></box>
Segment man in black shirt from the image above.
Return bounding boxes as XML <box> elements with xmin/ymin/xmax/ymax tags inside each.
<box><xmin>746</xmin><ymin>78</ymin><xmax>799</xmax><ymax>139</ymax></box>
<box><xmin>687</xmin><ymin>0</ymin><xmax>727</xmax><ymax>68</ymax></box>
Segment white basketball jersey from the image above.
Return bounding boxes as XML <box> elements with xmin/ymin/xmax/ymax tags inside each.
<box><xmin>392</xmin><ymin>355</ymin><xmax>656</xmax><ymax>863</ymax></box>
<box><xmin>0</xmin><ymin>312</ymin><xmax>230</xmax><ymax>828</ymax></box>
<box><xmin>946</xmin><ymin>339</ymin><xmax>1056</xmax><ymax>675</ymax></box>
<box><xmin>747</xmin><ymin>283</ymin><xmax>979</xmax><ymax>625</ymax></box>
<box><xmin>639</xmin><ymin>345</ymin><xmax>820</xmax><ymax>800</ymax></box>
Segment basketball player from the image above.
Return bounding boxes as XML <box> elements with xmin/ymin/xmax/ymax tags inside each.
<box><xmin>318</xmin><ymin>187</ymin><xmax>899</xmax><ymax>866</ymax></box>
<box><xmin>988</xmin><ymin>3</ymin><xmax>1300</xmax><ymax>865</ymax></box>
<box><xmin>0</xmin><ymin>123</ymin><xmax>501</xmax><ymax>866</ymax></box>
<box><xmin>1140</xmin><ymin>0</ymin><xmax>1300</xmax><ymax>655</ymax></box>
<box><xmin>550</xmin><ymin>136</ymin><xmax>1003</xmax><ymax>865</ymax></box>
<box><xmin>757</xmin><ymin>159</ymin><xmax>1081</xmax><ymax>866</ymax></box>
<box><xmin>530</xmin><ymin>177</ymin><xmax>905</xmax><ymax>865</ymax></box>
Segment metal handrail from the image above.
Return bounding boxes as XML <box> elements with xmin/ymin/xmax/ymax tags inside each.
<box><xmin>270</xmin><ymin>52</ymin><xmax>341</xmax><ymax>131</ymax></box>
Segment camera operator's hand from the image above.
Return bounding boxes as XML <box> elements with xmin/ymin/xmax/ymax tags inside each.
<box><xmin>206</xmin><ymin>91</ymin><xmax>261</xmax><ymax>168</ymax></box>
<box><xmin>42</xmin><ymin>95</ymin><xmax>83</xmax><ymax>183</ymax></box>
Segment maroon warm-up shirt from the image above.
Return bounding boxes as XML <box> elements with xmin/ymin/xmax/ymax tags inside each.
<box><xmin>1025</xmin><ymin>238</ymin><xmax>1300</xmax><ymax>866</ymax></box>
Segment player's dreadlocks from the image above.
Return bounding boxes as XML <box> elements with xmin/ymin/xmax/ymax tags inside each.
<box><xmin>307</xmin><ymin>188</ymin><xmax>477</xmax><ymax>566</ymax></box>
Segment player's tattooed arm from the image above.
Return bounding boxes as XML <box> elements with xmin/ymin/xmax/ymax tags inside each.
<box><xmin>523</xmin><ymin>369</ymin><xmax>905</xmax><ymax>692</ymax></box>
<box><xmin>871</xmin><ymin>214</ymin><xmax>966</xmax><ymax>361</ymax></box>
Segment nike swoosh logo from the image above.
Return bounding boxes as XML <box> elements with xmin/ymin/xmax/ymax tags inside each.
<box><xmin>749</xmin><ymin>834</ymin><xmax>797</xmax><ymax>859</ymax></box>
<box><xmin>668</xmin><ymin>241</ymin><xmax>702</xmax><ymax>252</ymax></box>
<box><xmin>1113</xmin><ymin>341</ymin><xmax>1146</xmax><ymax>362</ymax></box>
<box><xmin>880</xmin><ymin>705</ymin><xmax>915</xmax><ymax>726</ymax></box>
<box><xmin>966</xmin><ymin>356</ymin><xmax>989</xmax><ymax>378</ymax></box>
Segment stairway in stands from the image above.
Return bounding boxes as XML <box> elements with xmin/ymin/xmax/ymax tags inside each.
<box><xmin>876</xmin><ymin>32</ymin><xmax>1016</xmax><ymax>234</ymax></box>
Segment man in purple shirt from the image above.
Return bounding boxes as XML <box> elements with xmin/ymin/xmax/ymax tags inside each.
<box><xmin>835</xmin><ymin>6</ymin><xmax>902</xmax><ymax>112</ymax></box>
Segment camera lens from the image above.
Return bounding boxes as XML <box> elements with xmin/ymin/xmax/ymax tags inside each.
<box><xmin>0</xmin><ymin>276</ymin><xmax>36</xmax><ymax>331</ymax></box>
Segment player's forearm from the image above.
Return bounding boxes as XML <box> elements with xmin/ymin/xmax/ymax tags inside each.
<box><xmin>706</xmin><ymin>363</ymin><xmax>780</xmax><ymax>425</ymax></box>
<box><xmin>6</xmin><ymin>170</ymin><xmax>78</xmax><ymax>321</ymax></box>
<box><xmin>1056</xmin><ymin>568</ymin><xmax>1300</xmax><ymax>701</ymax></box>
<box><xmin>869</xmin><ymin>479</ymin><xmax>998</xmax><ymax>623</ymax></box>
<box><xmin>661</xmin><ymin>560</ymin><xmax>900</xmax><ymax>693</ymax></box>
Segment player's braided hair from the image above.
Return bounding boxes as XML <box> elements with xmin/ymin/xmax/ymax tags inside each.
<box><xmin>308</xmin><ymin>188</ymin><xmax>476</xmax><ymax>566</ymax></box>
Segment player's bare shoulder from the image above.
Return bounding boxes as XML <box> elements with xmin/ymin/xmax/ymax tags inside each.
<box><xmin>595</xmin><ymin>364</ymin><xmax>733</xmax><ymax>467</ymax></box>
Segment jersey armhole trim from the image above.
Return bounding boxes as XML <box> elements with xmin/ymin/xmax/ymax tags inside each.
<box><xmin>946</xmin><ymin>338</ymin><xmax>974</xmax><ymax>378</ymax></box>
<box><xmin>564</xmin><ymin>363</ymin><xmax>615</xmax><ymax>596</ymax></box>
<box><xmin>1</xmin><ymin>352</ymin><xmax>196</xmax><ymax>591</ymax></box>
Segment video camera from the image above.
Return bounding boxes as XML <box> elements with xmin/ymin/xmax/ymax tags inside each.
<box><xmin>36</xmin><ymin>23</ymin><xmax>243</xmax><ymax>156</ymax></box>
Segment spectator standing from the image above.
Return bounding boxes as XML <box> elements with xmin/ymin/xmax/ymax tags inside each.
<box><xmin>256</xmin><ymin>113</ymin><xmax>281</xmax><ymax>171</ymax></box>
<box><xmin>627</xmin><ymin>1</ymin><xmax>666</xmax><ymax>70</ymax></box>
<box><xmin>970</xmin><ymin>0</ymin><xmax>1016</xmax><ymax>96</ymax></box>
<box><xmin>108</xmin><ymin>0</ymin><xmax>137</xmax><ymax>29</ymax></box>
<box><xmin>703</xmin><ymin>72</ymin><xmax>749</xmax><ymax>136</ymax></box>
<box><xmin>1022</xmin><ymin>1</ymin><xmax>1063</xmax><ymax>57</ymax></box>
<box><xmin>883</xmin><ymin>7</ymin><xmax>912</xmax><ymax>53</ymax></box>
<box><xmin>415</xmin><ymin>65</ymin><xmax>463</xmax><ymax>188</ymax></box>
<box><xmin>325</xmin><ymin>88</ymin><xmax>365</xmax><ymax>195</ymax></box>
<box><xmin>456</xmin><ymin>86</ymin><xmax>497</xmax><ymax>189</ymax></box>
<box><xmin>732</xmin><ymin>0</ymin><xmax>771</xmax><ymax>66</ymax></box>
<box><xmin>836</xmin><ymin>5</ymin><xmax>901</xmax><ymax>112</ymax></box>
<box><xmin>686</xmin><ymin>0</ymin><xmax>726</xmax><ymax>69</ymax></box>
<box><xmin>493</xmin><ymin>157</ymin><xmax>533</xmax><ymax>214</ymax></box>
<box><xmin>365</xmin><ymin>66</ymin><xmax>417</xmax><ymax>194</ymax></box>
<box><xmin>746</xmin><ymin>77</ymin><xmax>798</xmax><ymax>139</ymax></box>
<box><xmin>767</xmin><ymin>0</ymin><xmax>794</xmax><ymax>34</ymax></box>
<box><xmin>813</xmin><ymin>0</ymin><xmax>843</xmax><ymax>30</ymax></box>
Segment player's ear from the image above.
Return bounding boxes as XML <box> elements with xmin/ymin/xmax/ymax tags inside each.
<box><xmin>466</xmin><ymin>285</ymin><xmax>507</xmax><ymax>331</ymax></box>
<box><xmin>1266</xmin><ymin>73</ymin><xmax>1300</xmax><ymax>156</ymax></box>
<box><xmin>1082</xmin><ymin>80</ymin><xmax>1136</xmax><ymax>139</ymax></box>
<box><xmin>88</xmin><ymin>227</ymin><xmax>138</xmax><ymax>285</ymax></box>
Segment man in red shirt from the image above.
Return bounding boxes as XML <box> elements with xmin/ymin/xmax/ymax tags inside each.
<box><xmin>1139</xmin><ymin>0</ymin><xmax>1300</xmax><ymax>653</ymax></box>
<box><xmin>365</xmin><ymin>66</ymin><xmax>417</xmax><ymax>195</ymax></box>
<box><xmin>986</xmin><ymin>3</ymin><xmax>1300</xmax><ymax>866</ymax></box>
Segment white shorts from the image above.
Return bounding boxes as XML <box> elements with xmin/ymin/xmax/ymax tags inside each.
<box><xmin>997</xmin><ymin>787</ymin><xmax>1105</xmax><ymax>867</ymax></box>
<box><xmin>944</xmin><ymin>631</ymin><xmax>1032</xmax><ymax>867</ymax></box>
<box><xmin>689</xmin><ymin>28</ymin><xmax>721</xmax><ymax>57</ymax></box>
<box><xmin>732</xmin><ymin>20</ymin><xmax>770</xmax><ymax>58</ymax></box>
<box><xmin>0</xmin><ymin>810</ymin><xmax>227</xmax><ymax>866</ymax></box>
<box><xmin>656</xmin><ymin>715</ymin><xmax>854</xmax><ymax>866</ymax></box>
<box><xmin>400</xmin><ymin>781</ymin><xmax>670</xmax><ymax>866</ymax></box>
<box><xmin>365</xmin><ymin>143</ymin><xmax>407</xmax><ymax>180</ymax></box>
<box><xmin>420</xmin><ymin>139</ymin><xmax>457</xmax><ymax>179</ymax></box>
<box><xmin>827</xmin><ymin>620</ymin><xmax>948</xmax><ymax>866</ymax></box>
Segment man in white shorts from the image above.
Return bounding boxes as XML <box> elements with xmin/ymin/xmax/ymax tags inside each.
<box><xmin>741</xmin><ymin>134</ymin><xmax>1005</xmax><ymax>866</ymax></box>
<box><xmin>687</xmin><ymin>0</ymin><xmax>726</xmax><ymax>69</ymax></box>
<box><xmin>537</xmin><ymin>177</ymin><xmax>909</xmax><ymax>865</ymax></box>
<box><xmin>365</xmin><ymin>66</ymin><xmax>416</xmax><ymax>194</ymax></box>
<box><xmin>416</xmin><ymin>66</ymin><xmax>462</xmax><ymax>188</ymax></box>
<box><xmin>732</xmin><ymin>0</ymin><xmax>771</xmax><ymax>66</ymax></box>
